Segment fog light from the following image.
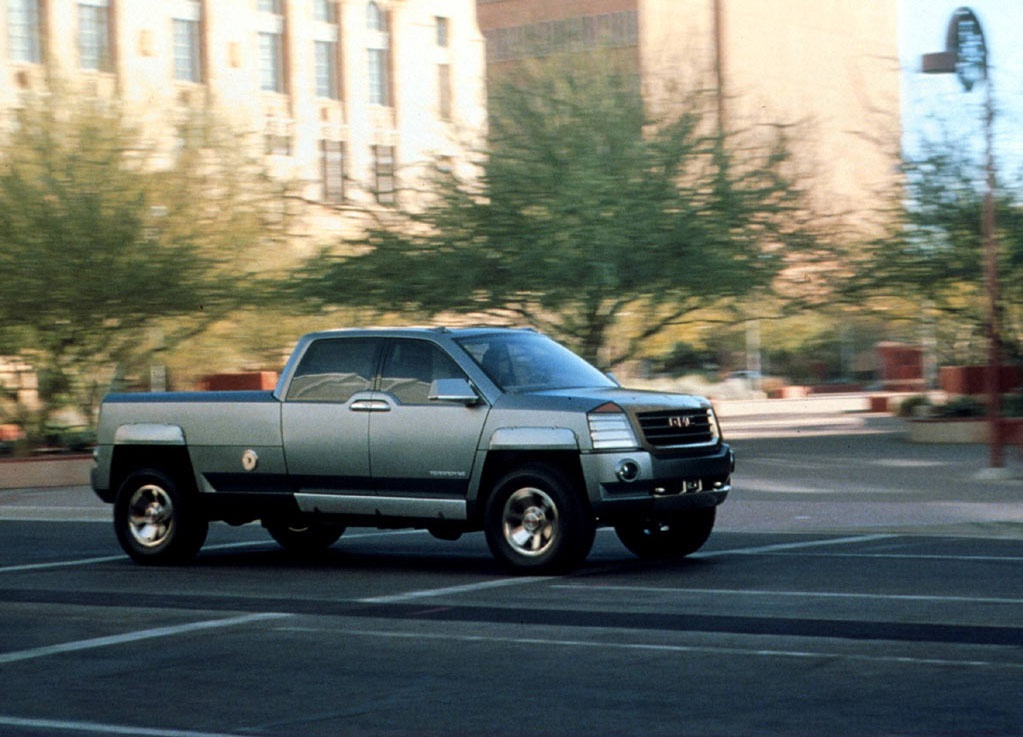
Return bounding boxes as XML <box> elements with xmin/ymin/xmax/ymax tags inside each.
<box><xmin>615</xmin><ymin>459</ymin><xmax>640</xmax><ymax>482</ymax></box>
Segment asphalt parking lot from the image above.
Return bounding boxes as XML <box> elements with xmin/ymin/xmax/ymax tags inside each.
<box><xmin>1</xmin><ymin>396</ymin><xmax>1021</xmax><ymax>736</ymax></box>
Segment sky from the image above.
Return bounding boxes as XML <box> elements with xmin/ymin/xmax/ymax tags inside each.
<box><xmin>900</xmin><ymin>0</ymin><xmax>1023</xmax><ymax>180</ymax></box>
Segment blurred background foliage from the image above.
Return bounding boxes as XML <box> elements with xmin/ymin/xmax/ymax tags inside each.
<box><xmin>0</xmin><ymin>84</ymin><xmax>291</xmax><ymax>444</ymax></box>
<box><xmin>1</xmin><ymin>56</ymin><xmax>1021</xmax><ymax>446</ymax></box>
<box><xmin>294</xmin><ymin>54</ymin><xmax>825</xmax><ymax>367</ymax></box>
<box><xmin>839</xmin><ymin>131</ymin><xmax>1023</xmax><ymax>369</ymax></box>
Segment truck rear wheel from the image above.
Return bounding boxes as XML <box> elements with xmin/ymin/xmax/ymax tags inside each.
<box><xmin>484</xmin><ymin>464</ymin><xmax>595</xmax><ymax>574</ymax></box>
<box><xmin>614</xmin><ymin>507</ymin><xmax>716</xmax><ymax>560</ymax></box>
<box><xmin>114</xmin><ymin>469</ymin><xmax>208</xmax><ymax>565</ymax></box>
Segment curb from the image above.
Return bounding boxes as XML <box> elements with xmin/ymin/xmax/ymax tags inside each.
<box><xmin>0</xmin><ymin>454</ymin><xmax>92</xmax><ymax>491</ymax></box>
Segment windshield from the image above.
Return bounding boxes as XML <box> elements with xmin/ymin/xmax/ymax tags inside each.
<box><xmin>456</xmin><ymin>332</ymin><xmax>616</xmax><ymax>393</ymax></box>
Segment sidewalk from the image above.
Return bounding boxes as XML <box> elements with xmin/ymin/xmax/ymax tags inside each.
<box><xmin>715</xmin><ymin>393</ymin><xmax>1023</xmax><ymax>538</ymax></box>
<box><xmin>715</xmin><ymin>393</ymin><xmax>873</xmax><ymax>418</ymax></box>
<box><xmin>715</xmin><ymin>393</ymin><xmax>911</xmax><ymax>442</ymax></box>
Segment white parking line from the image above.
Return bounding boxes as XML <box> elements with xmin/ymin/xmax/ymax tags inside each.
<box><xmin>0</xmin><ymin>716</ymin><xmax>250</xmax><ymax>737</ymax></box>
<box><xmin>693</xmin><ymin>533</ymin><xmax>897</xmax><ymax>558</ymax></box>
<box><xmin>359</xmin><ymin>576</ymin><xmax>556</xmax><ymax>604</ymax></box>
<box><xmin>277</xmin><ymin>626</ymin><xmax>1023</xmax><ymax>671</ymax></box>
<box><xmin>0</xmin><ymin>529</ymin><xmax>433</xmax><ymax>574</ymax></box>
<box><xmin>0</xmin><ymin>541</ymin><xmax>271</xmax><ymax>573</ymax></box>
<box><xmin>0</xmin><ymin>554</ymin><xmax>127</xmax><ymax>573</ymax></box>
<box><xmin>773</xmin><ymin>551</ymin><xmax>1023</xmax><ymax>563</ymax></box>
<box><xmin>0</xmin><ymin>612</ymin><xmax>289</xmax><ymax>665</ymax></box>
<box><xmin>357</xmin><ymin>535</ymin><xmax>897</xmax><ymax>603</ymax></box>
<box><xmin>0</xmin><ymin>532</ymin><xmax>898</xmax><ymax>576</ymax></box>
<box><xmin>551</xmin><ymin>584</ymin><xmax>1023</xmax><ymax>606</ymax></box>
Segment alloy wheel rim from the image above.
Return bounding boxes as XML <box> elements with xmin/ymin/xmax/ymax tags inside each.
<box><xmin>502</xmin><ymin>487</ymin><xmax>557</xmax><ymax>557</ymax></box>
<box><xmin>127</xmin><ymin>484</ymin><xmax>175</xmax><ymax>548</ymax></box>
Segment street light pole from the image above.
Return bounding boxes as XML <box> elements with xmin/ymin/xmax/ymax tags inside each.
<box><xmin>981</xmin><ymin>74</ymin><xmax>1003</xmax><ymax>468</ymax></box>
<box><xmin>922</xmin><ymin>6</ymin><xmax>1003</xmax><ymax>469</ymax></box>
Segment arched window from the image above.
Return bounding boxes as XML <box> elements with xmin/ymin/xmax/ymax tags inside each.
<box><xmin>367</xmin><ymin>1</ymin><xmax>390</xmax><ymax>105</ymax></box>
<box><xmin>367</xmin><ymin>1</ymin><xmax>385</xmax><ymax>32</ymax></box>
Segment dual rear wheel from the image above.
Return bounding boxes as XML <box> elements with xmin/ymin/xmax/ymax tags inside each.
<box><xmin>114</xmin><ymin>469</ymin><xmax>208</xmax><ymax>565</ymax></box>
<box><xmin>114</xmin><ymin>468</ymin><xmax>347</xmax><ymax>563</ymax></box>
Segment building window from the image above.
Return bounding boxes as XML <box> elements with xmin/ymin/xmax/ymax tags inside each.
<box><xmin>367</xmin><ymin>2</ymin><xmax>385</xmax><ymax>33</ymax></box>
<box><xmin>436</xmin><ymin>16</ymin><xmax>449</xmax><ymax>48</ymax></box>
<box><xmin>315</xmin><ymin>40</ymin><xmax>339</xmax><ymax>98</ymax></box>
<box><xmin>321</xmin><ymin>140</ymin><xmax>345</xmax><ymax>204</ymax></box>
<box><xmin>258</xmin><ymin>0</ymin><xmax>286</xmax><ymax>93</ymax></box>
<box><xmin>373</xmin><ymin>144</ymin><xmax>395</xmax><ymax>205</ymax></box>
<box><xmin>437</xmin><ymin>63</ymin><xmax>451</xmax><ymax>121</ymax></box>
<box><xmin>313</xmin><ymin>0</ymin><xmax>335</xmax><ymax>23</ymax></box>
<box><xmin>7</xmin><ymin>0</ymin><xmax>42</xmax><ymax>63</ymax></box>
<box><xmin>436</xmin><ymin>17</ymin><xmax>451</xmax><ymax>121</ymax></box>
<box><xmin>78</xmin><ymin>0</ymin><xmax>112</xmax><ymax>72</ymax></box>
<box><xmin>172</xmin><ymin>0</ymin><xmax>202</xmax><ymax>82</ymax></box>
<box><xmin>313</xmin><ymin>2</ymin><xmax>340</xmax><ymax>100</ymax></box>
<box><xmin>367</xmin><ymin>1</ymin><xmax>389</xmax><ymax>106</ymax></box>
<box><xmin>259</xmin><ymin>32</ymin><xmax>284</xmax><ymax>91</ymax></box>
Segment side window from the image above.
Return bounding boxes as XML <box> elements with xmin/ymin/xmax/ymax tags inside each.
<box><xmin>287</xmin><ymin>338</ymin><xmax>378</xmax><ymax>402</ymax></box>
<box><xmin>379</xmin><ymin>341</ymin><xmax>465</xmax><ymax>405</ymax></box>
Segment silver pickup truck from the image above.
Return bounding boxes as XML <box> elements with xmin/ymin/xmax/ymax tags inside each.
<box><xmin>92</xmin><ymin>327</ymin><xmax>733</xmax><ymax>572</ymax></box>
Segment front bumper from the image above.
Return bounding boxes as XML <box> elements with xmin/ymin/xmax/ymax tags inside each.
<box><xmin>583</xmin><ymin>443</ymin><xmax>734</xmax><ymax>519</ymax></box>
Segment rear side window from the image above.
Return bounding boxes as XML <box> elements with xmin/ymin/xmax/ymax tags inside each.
<box><xmin>379</xmin><ymin>340</ymin><xmax>466</xmax><ymax>404</ymax></box>
<box><xmin>287</xmin><ymin>338</ymin><xmax>379</xmax><ymax>402</ymax></box>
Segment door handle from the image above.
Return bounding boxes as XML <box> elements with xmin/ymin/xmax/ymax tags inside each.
<box><xmin>350</xmin><ymin>399</ymin><xmax>391</xmax><ymax>412</ymax></box>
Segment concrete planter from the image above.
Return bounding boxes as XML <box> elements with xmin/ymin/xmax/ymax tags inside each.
<box><xmin>0</xmin><ymin>454</ymin><xmax>92</xmax><ymax>490</ymax></box>
<box><xmin>907</xmin><ymin>418</ymin><xmax>988</xmax><ymax>444</ymax></box>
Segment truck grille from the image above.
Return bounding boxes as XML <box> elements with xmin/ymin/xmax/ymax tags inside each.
<box><xmin>637</xmin><ymin>409</ymin><xmax>716</xmax><ymax>448</ymax></box>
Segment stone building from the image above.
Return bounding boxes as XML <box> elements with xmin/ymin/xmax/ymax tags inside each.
<box><xmin>1</xmin><ymin>0</ymin><xmax>488</xmax><ymax>227</ymax></box>
<box><xmin>477</xmin><ymin>0</ymin><xmax>901</xmax><ymax>227</ymax></box>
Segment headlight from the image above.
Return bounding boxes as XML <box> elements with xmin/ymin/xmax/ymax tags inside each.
<box><xmin>708</xmin><ymin>407</ymin><xmax>722</xmax><ymax>441</ymax></box>
<box><xmin>588</xmin><ymin>402</ymin><xmax>639</xmax><ymax>450</ymax></box>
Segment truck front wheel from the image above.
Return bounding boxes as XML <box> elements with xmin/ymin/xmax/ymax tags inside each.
<box><xmin>114</xmin><ymin>469</ymin><xmax>208</xmax><ymax>565</ymax></box>
<box><xmin>614</xmin><ymin>507</ymin><xmax>716</xmax><ymax>560</ymax></box>
<box><xmin>484</xmin><ymin>464</ymin><xmax>595</xmax><ymax>574</ymax></box>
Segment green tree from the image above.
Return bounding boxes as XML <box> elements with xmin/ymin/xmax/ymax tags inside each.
<box><xmin>843</xmin><ymin>140</ymin><xmax>1023</xmax><ymax>366</ymax></box>
<box><xmin>295</xmin><ymin>56</ymin><xmax>818</xmax><ymax>366</ymax></box>
<box><xmin>0</xmin><ymin>87</ymin><xmax>288</xmax><ymax>439</ymax></box>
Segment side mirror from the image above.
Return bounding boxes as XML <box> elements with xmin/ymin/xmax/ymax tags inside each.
<box><xmin>429</xmin><ymin>378</ymin><xmax>480</xmax><ymax>405</ymax></box>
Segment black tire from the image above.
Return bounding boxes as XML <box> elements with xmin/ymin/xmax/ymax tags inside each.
<box><xmin>484</xmin><ymin>464</ymin><xmax>595</xmax><ymax>574</ymax></box>
<box><xmin>614</xmin><ymin>507</ymin><xmax>716</xmax><ymax>560</ymax></box>
<box><xmin>264</xmin><ymin>518</ymin><xmax>345</xmax><ymax>554</ymax></box>
<box><xmin>113</xmin><ymin>468</ymin><xmax>208</xmax><ymax>565</ymax></box>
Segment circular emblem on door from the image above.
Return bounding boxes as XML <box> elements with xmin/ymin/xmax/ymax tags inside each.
<box><xmin>241</xmin><ymin>449</ymin><xmax>259</xmax><ymax>472</ymax></box>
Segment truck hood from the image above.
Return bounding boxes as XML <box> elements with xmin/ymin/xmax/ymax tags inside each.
<box><xmin>524</xmin><ymin>386</ymin><xmax>713</xmax><ymax>413</ymax></box>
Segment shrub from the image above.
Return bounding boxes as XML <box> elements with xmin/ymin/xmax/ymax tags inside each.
<box><xmin>897</xmin><ymin>394</ymin><xmax>931</xmax><ymax>418</ymax></box>
<box><xmin>936</xmin><ymin>396</ymin><xmax>986</xmax><ymax>418</ymax></box>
